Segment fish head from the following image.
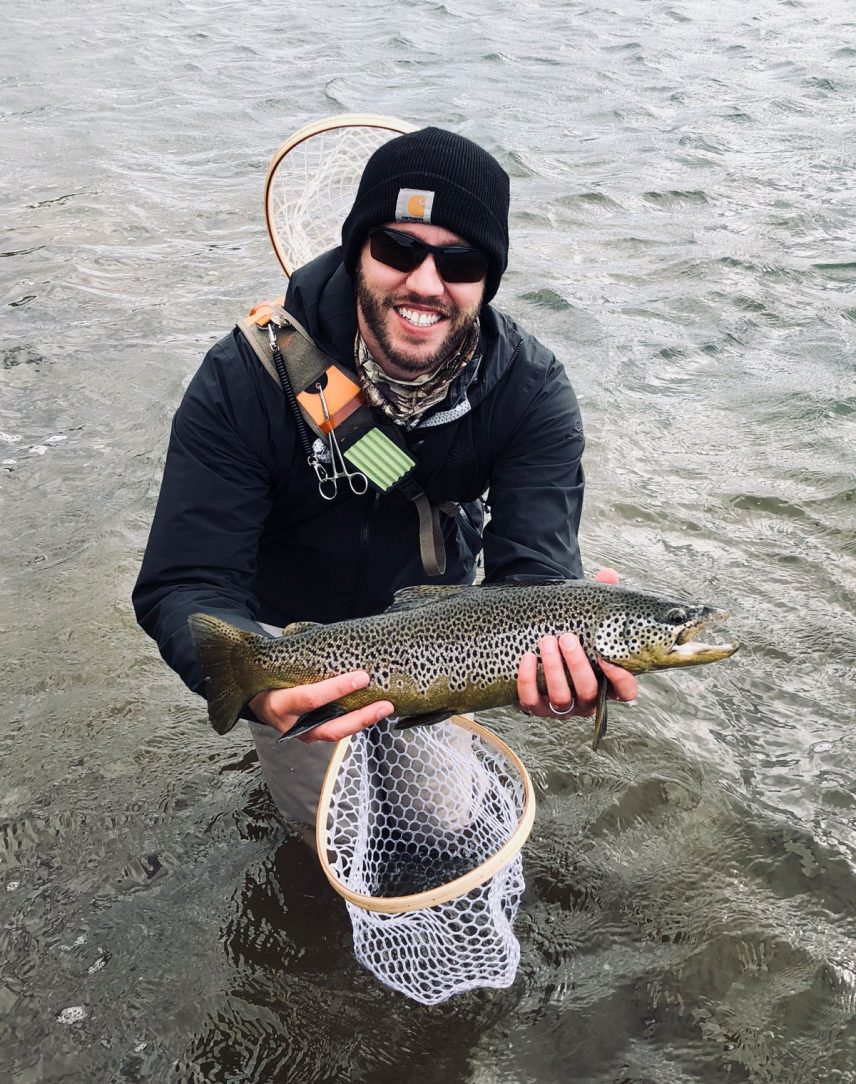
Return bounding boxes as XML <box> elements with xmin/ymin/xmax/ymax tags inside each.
<box><xmin>593</xmin><ymin>590</ymin><xmax>740</xmax><ymax>672</ymax></box>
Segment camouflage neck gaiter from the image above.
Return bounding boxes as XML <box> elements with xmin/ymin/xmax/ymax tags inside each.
<box><xmin>355</xmin><ymin>318</ymin><xmax>480</xmax><ymax>426</ymax></box>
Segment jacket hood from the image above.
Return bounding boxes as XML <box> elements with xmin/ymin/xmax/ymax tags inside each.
<box><xmin>283</xmin><ymin>248</ymin><xmax>524</xmax><ymax>413</ymax></box>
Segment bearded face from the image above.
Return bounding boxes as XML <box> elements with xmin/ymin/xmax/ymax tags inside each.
<box><xmin>355</xmin><ymin>223</ymin><xmax>485</xmax><ymax>381</ymax></box>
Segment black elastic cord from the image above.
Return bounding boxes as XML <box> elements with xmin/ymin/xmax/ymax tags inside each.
<box><xmin>270</xmin><ymin>336</ymin><xmax>315</xmax><ymax>459</ymax></box>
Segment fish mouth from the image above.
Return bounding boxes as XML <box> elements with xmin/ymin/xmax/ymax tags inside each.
<box><xmin>668</xmin><ymin>608</ymin><xmax>740</xmax><ymax>665</ymax></box>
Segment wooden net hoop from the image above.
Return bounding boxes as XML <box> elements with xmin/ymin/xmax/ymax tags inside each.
<box><xmin>264</xmin><ymin>114</ymin><xmax>415</xmax><ymax>277</ymax></box>
<box><xmin>316</xmin><ymin>715</ymin><xmax>536</xmax><ymax>914</ymax></box>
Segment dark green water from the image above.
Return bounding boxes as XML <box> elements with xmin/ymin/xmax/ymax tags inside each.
<box><xmin>2</xmin><ymin>1</ymin><xmax>854</xmax><ymax>1080</ymax></box>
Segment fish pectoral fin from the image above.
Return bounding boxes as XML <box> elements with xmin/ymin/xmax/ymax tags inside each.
<box><xmin>393</xmin><ymin>710</ymin><xmax>455</xmax><ymax>731</ymax></box>
<box><xmin>591</xmin><ymin>673</ymin><xmax>609</xmax><ymax>752</ymax></box>
<box><xmin>275</xmin><ymin>703</ymin><xmax>346</xmax><ymax>742</ymax></box>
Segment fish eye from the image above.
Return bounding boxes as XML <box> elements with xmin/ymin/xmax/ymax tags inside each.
<box><xmin>665</xmin><ymin>607</ymin><xmax>687</xmax><ymax>624</ymax></box>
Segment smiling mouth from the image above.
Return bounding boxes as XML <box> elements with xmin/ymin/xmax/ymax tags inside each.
<box><xmin>396</xmin><ymin>306</ymin><xmax>444</xmax><ymax>328</ymax></box>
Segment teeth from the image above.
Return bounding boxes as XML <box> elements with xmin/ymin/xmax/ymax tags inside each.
<box><xmin>398</xmin><ymin>307</ymin><xmax>442</xmax><ymax>327</ymax></box>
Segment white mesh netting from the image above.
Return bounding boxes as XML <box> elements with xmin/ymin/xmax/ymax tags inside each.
<box><xmin>266</xmin><ymin>119</ymin><xmax>413</xmax><ymax>275</ymax></box>
<box><xmin>318</xmin><ymin>717</ymin><xmax>531</xmax><ymax>1006</ymax></box>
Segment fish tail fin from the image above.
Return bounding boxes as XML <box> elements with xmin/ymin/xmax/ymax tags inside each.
<box><xmin>188</xmin><ymin>614</ymin><xmax>270</xmax><ymax>735</ymax></box>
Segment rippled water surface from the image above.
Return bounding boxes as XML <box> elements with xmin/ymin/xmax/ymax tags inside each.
<box><xmin>2</xmin><ymin>1</ymin><xmax>854</xmax><ymax>1081</ymax></box>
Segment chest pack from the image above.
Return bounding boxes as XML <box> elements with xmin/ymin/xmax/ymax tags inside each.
<box><xmin>237</xmin><ymin>300</ymin><xmax>459</xmax><ymax>576</ymax></box>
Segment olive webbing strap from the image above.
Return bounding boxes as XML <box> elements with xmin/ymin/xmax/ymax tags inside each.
<box><xmin>235</xmin><ymin>309</ymin><xmax>460</xmax><ymax>577</ymax></box>
<box><xmin>412</xmin><ymin>493</ymin><xmax>460</xmax><ymax>578</ymax></box>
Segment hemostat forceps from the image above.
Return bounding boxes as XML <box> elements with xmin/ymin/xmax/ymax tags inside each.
<box><xmin>314</xmin><ymin>380</ymin><xmax>369</xmax><ymax>499</ymax></box>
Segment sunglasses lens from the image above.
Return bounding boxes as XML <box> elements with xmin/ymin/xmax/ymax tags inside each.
<box><xmin>435</xmin><ymin>248</ymin><xmax>488</xmax><ymax>284</ymax></box>
<box><xmin>369</xmin><ymin>229</ymin><xmax>487</xmax><ymax>284</ymax></box>
<box><xmin>369</xmin><ymin>229</ymin><xmax>423</xmax><ymax>273</ymax></box>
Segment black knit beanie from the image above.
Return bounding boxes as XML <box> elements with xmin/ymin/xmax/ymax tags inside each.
<box><xmin>341</xmin><ymin>127</ymin><xmax>510</xmax><ymax>303</ymax></box>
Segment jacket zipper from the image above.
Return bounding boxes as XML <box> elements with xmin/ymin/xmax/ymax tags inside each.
<box><xmin>348</xmin><ymin>491</ymin><xmax>380</xmax><ymax>616</ymax></box>
<box><xmin>493</xmin><ymin>338</ymin><xmax>522</xmax><ymax>389</ymax></box>
<box><xmin>346</xmin><ymin>340</ymin><xmax>523</xmax><ymax>614</ymax></box>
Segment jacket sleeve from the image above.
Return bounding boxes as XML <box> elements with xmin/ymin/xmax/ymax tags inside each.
<box><xmin>482</xmin><ymin>343</ymin><xmax>585</xmax><ymax>583</ymax></box>
<box><xmin>132</xmin><ymin>331</ymin><xmax>286</xmax><ymax>697</ymax></box>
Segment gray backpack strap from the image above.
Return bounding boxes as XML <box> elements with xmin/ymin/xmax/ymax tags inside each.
<box><xmin>237</xmin><ymin>307</ymin><xmax>330</xmax><ymax>398</ymax></box>
<box><xmin>237</xmin><ymin>316</ymin><xmax>281</xmax><ymax>385</ymax></box>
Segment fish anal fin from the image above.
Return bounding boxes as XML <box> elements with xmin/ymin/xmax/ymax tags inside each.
<box><xmin>276</xmin><ymin>703</ymin><xmax>347</xmax><ymax>742</ymax></box>
<box><xmin>394</xmin><ymin>709</ymin><xmax>455</xmax><ymax>731</ymax></box>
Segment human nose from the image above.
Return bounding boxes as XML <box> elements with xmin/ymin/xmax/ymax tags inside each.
<box><xmin>404</xmin><ymin>253</ymin><xmax>445</xmax><ymax>294</ymax></box>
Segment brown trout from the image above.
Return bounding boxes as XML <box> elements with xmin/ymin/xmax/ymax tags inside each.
<box><xmin>188</xmin><ymin>580</ymin><xmax>739</xmax><ymax>749</ymax></box>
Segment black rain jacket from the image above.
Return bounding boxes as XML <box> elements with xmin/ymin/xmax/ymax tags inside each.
<box><xmin>133</xmin><ymin>250</ymin><xmax>585</xmax><ymax>700</ymax></box>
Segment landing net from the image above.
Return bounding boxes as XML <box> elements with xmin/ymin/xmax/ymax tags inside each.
<box><xmin>265</xmin><ymin>114</ymin><xmax>415</xmax><ymax>278</ymax></box>
<box><xmin>317</xmin><ymin>716</ymin><xmax>535</xmax><ymax>1005</ymax></box>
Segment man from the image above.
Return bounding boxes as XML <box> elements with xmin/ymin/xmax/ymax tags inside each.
<box><xmin>133</xmin><ymin>126</ymin><xmax>637</xmax><ymax>824</ymax></box>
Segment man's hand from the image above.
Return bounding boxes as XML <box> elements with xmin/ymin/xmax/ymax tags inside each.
<box><xmin>249</xmin><ymin>670</ymin><xmax>394</xmax><ymax>743</ymax></box>
<box><xmin>516</xmin><ymin>567</ymin><xmax>638</xmax><ymax>719</ymax></box>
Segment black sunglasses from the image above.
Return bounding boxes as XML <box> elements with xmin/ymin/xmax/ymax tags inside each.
<box><xmin>368</xmin><ymin>227</ymin><xmax>488</xmax><ymax>284</ymax></box>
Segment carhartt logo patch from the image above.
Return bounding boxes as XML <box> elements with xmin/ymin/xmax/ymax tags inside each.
<box><xmin>396</xmin><ymin>188</ymin><xmax>434</xmax><ymax>223</ymax></box>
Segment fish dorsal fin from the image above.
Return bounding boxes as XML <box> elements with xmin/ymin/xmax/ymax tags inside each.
<box><xmin>385</xmin><ymin>584</ymin><xmax>471</xmax><ymax>613</ymax></box>
<box><xmin>281</xmin><ymin>620</ymin><xmax>321</xmax><ymax>635</ymax></box>
<box><xmin>490</xmin><ymin>578</ymin><xmax>569</xmax><ymax>588</ymax></box>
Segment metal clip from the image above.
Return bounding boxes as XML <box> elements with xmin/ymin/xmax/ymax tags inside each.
<box><xmin>266</xmin><ymin>320</ymin><xmax>279</xmax><ymax>349</ymax></box>
<box><xmin>314</xmin><ymin>381</ymin><xmax>368</xmax><ymax>497</ymax></box>
<box><xmin>309</xmin><ymin>453</ymin><xmax>337</xmax><ymax>501</ymax></box>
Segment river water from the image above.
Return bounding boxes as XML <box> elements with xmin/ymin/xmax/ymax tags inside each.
<box><xmin>2</xmin><ymin>0</ymin><xmax>854</xmax><ymax>1080</ymax></box>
